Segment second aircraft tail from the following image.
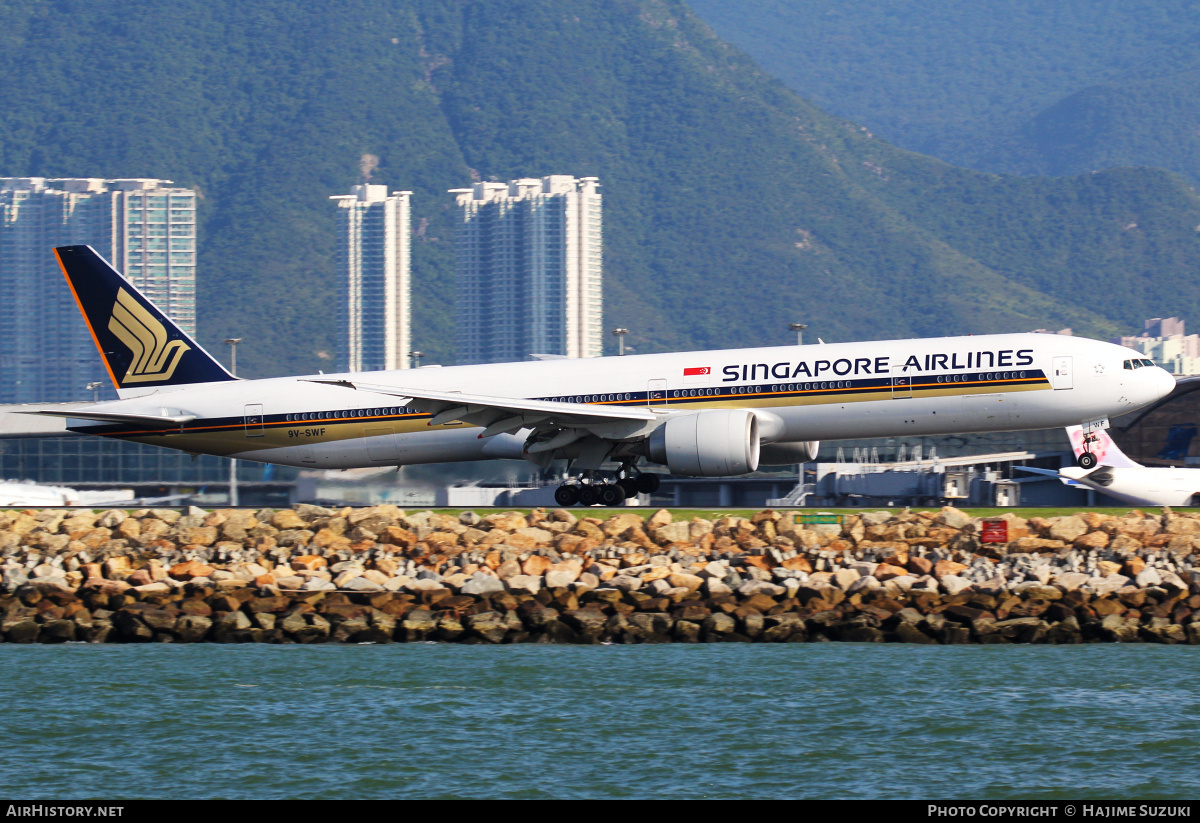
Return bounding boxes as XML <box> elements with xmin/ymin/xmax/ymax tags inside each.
<box><xmin>53</xmin><ymin>245</ymin><xmax>235</xmax><ymax>393</ymax></box>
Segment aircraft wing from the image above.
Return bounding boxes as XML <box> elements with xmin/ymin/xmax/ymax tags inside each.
<box><xmin>306</xmin><ymin>378</ymin><xmax>660</xmax><ymax>442</ymax></box>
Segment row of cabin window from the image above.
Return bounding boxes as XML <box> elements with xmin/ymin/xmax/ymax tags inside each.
<box><xmin>284</xmin><ymin>407</ymin><xmax>415</xmax><ymax>422</ymax></box>
<box><xmin>546</xmin><ymin>393</ymin><xmax>635</xmax><ymax>403</ymax></box>
<box><xmin>935</xmin><ymin>372</ymin><xmax>1028</xmax><ymax>383</ymax></box>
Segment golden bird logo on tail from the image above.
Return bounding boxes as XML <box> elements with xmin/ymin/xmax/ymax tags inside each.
<box><xmin>108</xmin><ymin>288</ymin><xmax>190</xmax><ymax>383</ymax></box>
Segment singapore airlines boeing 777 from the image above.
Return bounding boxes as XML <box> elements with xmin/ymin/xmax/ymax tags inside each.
<box><xmin>29</xmin><ymin>246</ymin><xmax>1176</xmax><ymax>507</ymax></box>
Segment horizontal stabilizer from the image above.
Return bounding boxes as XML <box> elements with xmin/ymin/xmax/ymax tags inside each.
<box><xmin>22</xmin><ymin>409</ymin><xmax>196</xmax><ymax>427</ymax></box>
<box><xmin>1013</xmin><ymin>465</ymin><xmax>1080</xmax><ymax>486</ymax></box>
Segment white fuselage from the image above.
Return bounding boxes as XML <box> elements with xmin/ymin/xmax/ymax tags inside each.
<box><xmin>1059</xmin><ymin>466</ymin><xmax>1200</xmax><ymax>507</ymax></box>
<box><xmin>69</xmin><ymin>332</ymin><xmax>1174</xmax><ymax>473</ymax></box>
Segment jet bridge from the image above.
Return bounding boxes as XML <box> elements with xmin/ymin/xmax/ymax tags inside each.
<box><xmin>770</xmin><ymin>450</ymin><xmax>1083</xmax><ymax>507</ymax></box>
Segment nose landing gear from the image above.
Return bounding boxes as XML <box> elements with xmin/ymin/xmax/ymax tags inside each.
<box><xmin>1077</xmin><ymin>423</ymin><xmax>1103</xmax><ymax>469</ymax></box>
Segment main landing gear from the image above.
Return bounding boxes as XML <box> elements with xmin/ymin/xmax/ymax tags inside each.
<box><xmin>553</xmin><ymin>466</ymin><xmax>661</xmax><ymax>507</ymax></box>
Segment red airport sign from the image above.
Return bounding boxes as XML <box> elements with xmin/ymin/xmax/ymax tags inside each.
<box><xmin>980</xmin><ymin>519</ymin><xmax>1009</xmax><ymax>543</ymax></box>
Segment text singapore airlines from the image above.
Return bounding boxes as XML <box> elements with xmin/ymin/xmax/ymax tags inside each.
<box><xmin>33</xmin><ymin>246</ymin><xmax>1175</xmax><ymax>507</ymax></box>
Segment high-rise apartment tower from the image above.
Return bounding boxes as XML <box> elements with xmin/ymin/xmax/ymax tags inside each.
<box><xmin>0</xmin><ymin>177</ymin><xmax>197</xmax><ymax>403</ymax></box>
<box><xmin>451</xmin><ymin>175</ymin><xmax>602</xmax><ymax>365</ymax></box>
<box><xmin>331</xmin><ymin>185</ymin><xmax>412</xmax><ymax>372</ymax></box>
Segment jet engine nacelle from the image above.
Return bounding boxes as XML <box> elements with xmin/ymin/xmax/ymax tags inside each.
<box><xmin>759</xmin><ymin>440</ymin><xmax>820</xmax><ymax>465</ymax></box>
<box><xmin>647</xmin><ymin>409</ymin><xmax>760</xmax><ymax>476</ymax></box>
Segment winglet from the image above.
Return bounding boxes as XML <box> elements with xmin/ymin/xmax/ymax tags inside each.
<box><xmin>53</xmin><ymin>245</ymin><xmax>235</xmax><ymax>392</ymax></box>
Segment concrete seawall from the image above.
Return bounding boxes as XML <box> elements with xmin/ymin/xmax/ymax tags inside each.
<box><xmin>2</xmin><ymin>505</ymin><xmax>1198</xmax><ymax>644</ymax></box>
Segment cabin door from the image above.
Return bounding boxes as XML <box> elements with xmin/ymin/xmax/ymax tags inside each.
<box><xmin>891</xmin><ymin>370</ymin><xmax>913</xmax><ymax>399</ymax></box>
<box><xmin>244</xmin><ymin>404</ymin><xmax>264</xmax><ymax>437</ymax></box>
<box><xmin>1052</xmin><ymin>356</ymin><xmax>1073</xmax><ymax>390</ymax></box>
<box><xmin>648</xmin><ymin>379</ymin><xmax>668</xmax><ymax>406</ymax></box>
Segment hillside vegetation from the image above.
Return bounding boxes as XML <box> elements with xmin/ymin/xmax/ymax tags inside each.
<box><xmin>1</xmin><ymin>0</ymin><xmax>1199</xmax><ymax>377</ymax></box>
<box><xmin>689</xmin><ymin>0</ymin><xmax>1200</xmax><ymax>183</ymax></box>
<box><xmin>990</xmin><ymin>36</ymin><xmax>1200</xmax><ymax>183</ymax></box>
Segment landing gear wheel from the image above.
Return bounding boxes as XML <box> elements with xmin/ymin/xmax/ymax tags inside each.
<box><xmin>578</xmin><ymin>485</ymin><xmax>600</xmax><ymax>506</ymax></box>
<box><xmin>618</xmin><ymin>477</ymin><xmax>640</xmax><ymax>499</ymax></box>
<box><xmin>636</xmin><ymin>474</ymin><xmax>661</xmax><ymax>494</ymax></box>
<box><xmin>1077</xmin><ymin>451</ymin><xmax>1098</xmax><ymax>470</ymax></box>
<box><xmin>554</xmin><ymin>484</ymin><xmax>581</xmax><ymax>507</ymax></box>
<box><xmin>599</xmin><ymin>484</ymin><xmax>624</xmax><ymax>506</ymax></box>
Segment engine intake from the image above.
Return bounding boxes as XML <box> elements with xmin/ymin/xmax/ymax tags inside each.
<box><xmin>647</xmin><ymin>409</ymin><xmax>760</xmax><ymax>476</ymax></box>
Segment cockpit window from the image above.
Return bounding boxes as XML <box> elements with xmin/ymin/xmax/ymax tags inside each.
<box><xmin>1141</xmin><ymin>359</ymin><xmax>1155</xmax><ymax>367</ymax></box>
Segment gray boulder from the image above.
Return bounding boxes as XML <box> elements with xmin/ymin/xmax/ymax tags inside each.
<box><xmin>461</xmin><ymin>572</ymin><xmax>505</xmax><ymax>597</ymax></box>
<box><xmin>343</xmin><ymin>576</ymin><xmax>385</xmax><ymax>593</ymax></box>
<box><xmin>1135</xmin><ymin>567</ymin><xmax>1163</xmax><ymax>588</ymax></box>
<box><xmin>176</xmin><ymin>615</ymin><xmax>212</xmax><ymax>643</ymax></box>
<box><xmin>465</xmin><ymin>611</ymin><xmax>509</xmax><ymax>643</ymax></box>
<box><xmin>737</xmin><ymin>580</ymin><xmax>786</xmax><ymax>598</ymax></box>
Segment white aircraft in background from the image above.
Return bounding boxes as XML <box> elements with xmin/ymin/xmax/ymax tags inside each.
<box><xmin>18</xmin><ymin>245</ymin><xmax>1175</xmax><ymax>507</ymax></box>
<box><xmin>0</xmin><ymin>479</ymin><xmax>188</xmax><ymax>508</ymax></box>
<box><xmin>1021</xmin><ymin>424</ymin><xmax>1200</xmax><ymax>507</ymax></box>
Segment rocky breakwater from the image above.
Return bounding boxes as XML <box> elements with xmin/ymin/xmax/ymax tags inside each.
<box><xmin>1</xmin><ymin>504</ymin><xmax>1199</xmax><ymax>645</ymax></box>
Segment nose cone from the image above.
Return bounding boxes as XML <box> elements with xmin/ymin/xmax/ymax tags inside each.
<box><xmin>1148</xmin><ymin>366</ymin><xmax>1177</xmax><ymax>404</ymax></box>
<box><xmin>1124</xmin><ymin>363</ymin><xmax>1176</xmax><ymax>409</ymax></box>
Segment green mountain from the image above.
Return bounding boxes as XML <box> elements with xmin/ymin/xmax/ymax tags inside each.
<box><xmin>2</xmin><ymin>0</ymin><xmax>1199</xmax><ymax>379</ymax></box>
<box><xmin>986</xmin><ymin>37</ymin><xmax>1200</xmax><ymax>183</ymax></box>
<box><xmin>688</xmin><ymin>0</ymin><xmax>1200</xmax><ymax>182</ymax></box>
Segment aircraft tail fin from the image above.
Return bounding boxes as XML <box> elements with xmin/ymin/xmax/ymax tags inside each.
<box><xmin>53</xmin><ymin>245</ymin><xmax>235</xmax><ymax>393</ymax></box>
<box><xmin>1066</xmin><ymin>425</ymin><xmax>1141</xmax><ymax>469</ymax></box>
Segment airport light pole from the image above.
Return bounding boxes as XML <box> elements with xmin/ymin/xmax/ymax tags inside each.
<box><xmin>86</xmin><ymin>381</ymin><xmax>103</xmax><ymax>402</ymax></box>
<box><xmin>789</xmin><ymin>323</ymin><xmax>808</xmax><ymax>346</ymax></box>
<box><xmin>612</xmin><ymin>328</ymin><xmax>628</xmax><ymax>356</ymax></box>
<box><xmin>225</xmin><ymin>338</ymin><xmax>242</xmax><ymax>507</ymax></box>
<box><xmin>410</xmin><ymin>351</ymin><xmax>424</xmax><ymax>369</ymax></box>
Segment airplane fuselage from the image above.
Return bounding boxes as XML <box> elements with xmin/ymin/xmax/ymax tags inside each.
<box><xmin>1058</xmin><ymin>465</ymin><xmax>1200</xmax><ymax>507</ymax></box>
<box><xmin>68</xmin><ymin>332</ymin><xmax>1174</xmax><ymax>471</ymax></box>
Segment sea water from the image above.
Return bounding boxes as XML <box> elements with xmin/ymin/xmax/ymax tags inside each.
<box><xmin>1</xmin><ymin>644</ymin><xmax>1197</xmax><ymax>799</ymax></box>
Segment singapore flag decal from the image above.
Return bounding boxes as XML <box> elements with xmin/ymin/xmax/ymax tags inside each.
<box><xmin>683</xmin><ymin>366</ymin><xmax>711</xmax><ymax>384</ymax></box>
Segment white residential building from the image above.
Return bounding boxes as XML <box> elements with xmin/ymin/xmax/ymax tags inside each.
<box><xmin>0</xmin><ymin>177</ymin><xmax>197</xmax><ymax>403</ymax></box>
<box><xmin>331</xmin><ymin>185</ymin><xmax>412</xmax><ymax>372</ymax></box>
<box><xmin>451</xmin><ymin>175</ymin><xmax>602</xmax><ymax>365</ymax></box>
